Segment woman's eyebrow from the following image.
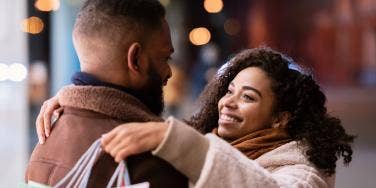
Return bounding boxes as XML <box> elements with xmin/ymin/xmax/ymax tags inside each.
<box><xmin>242</xmin><ymin>86</ymin><xmax>262</xmax><ymax>98</ymax></box>
<box><xmin>229</xmin><ymin>82</ymin><xmax>262</xmax><ymax>98</ymax></box>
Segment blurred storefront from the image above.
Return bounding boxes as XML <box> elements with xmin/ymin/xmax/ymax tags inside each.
<box><xmin>0</xmin><ymin>0</ymin><xmax>28</xmax><ymax>187</ymax></box>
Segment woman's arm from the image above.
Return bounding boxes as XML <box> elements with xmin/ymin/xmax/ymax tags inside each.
<box><xmin>152</xmin><ymin>117</ymin><xmax>210</xmax><ymax>183</ymax></box>
<box><xmin>102</xmin><ymin>117</ymin><xmax>331</xmax><ymax>187</ymax></box>
<box><xmin>35</xmin><ymin>96</ymin><xmax>62</xmax><ymax>144</ymax></box>
<box><xmin>152</xmin><ymin>118</ymin><xmax>331</xmax><ymax>188</ymax></box>
<box><xmin>100</xmin><ymin>117</ymin><xmax>210</xmax><ymax>182</ymax></box>
<box><xmin>101</xmin><ymin>121</ymin><xmax>169</xmax><ymax>162</ymax></box>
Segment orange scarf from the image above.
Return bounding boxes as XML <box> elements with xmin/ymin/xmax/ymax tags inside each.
<box><xmin>213</xmin><ymin>128</ymin><xmax>292</xmax><ymax>159</ymax></box>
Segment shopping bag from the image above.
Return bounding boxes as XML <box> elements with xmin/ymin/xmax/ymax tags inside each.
<box><xmin>53</xmin><ymin>139</ymin><xmax>149</xmax><ymax>188</ymax></box>
<box><xmin>19</xmin><ymin>181</ymin><xmax>52</xmax><ymax>188</ymax></box>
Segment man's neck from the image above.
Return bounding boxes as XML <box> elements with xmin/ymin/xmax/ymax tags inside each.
<box><xmin>71</xmin><ymin>72</ymin><xmax>162</xmax><ymax>115</ymax></box>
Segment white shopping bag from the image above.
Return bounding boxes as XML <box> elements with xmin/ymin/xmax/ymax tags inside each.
<box><xmin>54</xmin><ymin>139</ymin><xmax>149</xmax><ymax>188</ymax></box>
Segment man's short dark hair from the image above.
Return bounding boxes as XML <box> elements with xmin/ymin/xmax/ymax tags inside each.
<box><xmin>74</xmin><ymin>0</ymin><xmax>166</xmax><ymax>43</ymax></box>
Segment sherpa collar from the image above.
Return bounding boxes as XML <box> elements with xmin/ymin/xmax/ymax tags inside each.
<box><xmin>57</xmin><ymin>85</ymin><xmax>162</xmax><ymax>122</ymax></box>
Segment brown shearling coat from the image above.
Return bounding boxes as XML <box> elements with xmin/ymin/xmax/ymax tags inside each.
<box><xmin>25</xmin><ymin>85</ymin><xmax>187</xmax><ymax>188</ymax></box>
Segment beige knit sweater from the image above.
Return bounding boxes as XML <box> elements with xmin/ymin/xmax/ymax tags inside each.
<box><xmin>153</xmin><ymin>117</ymin><xmax>335</xmax><ymax>188</ymax></box>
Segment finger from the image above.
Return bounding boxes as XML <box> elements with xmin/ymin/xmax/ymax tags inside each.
<box><xmin>54</xmin><ymin>108</ymin><xmax>64</xmax><ymax>117</ymax></box>
<box><xmin>103</xmin><ymin>132</ymin><xmax>125</xmax><ymax>153</ymax></box>
<box><xmin>36</xmin><ymin>121</ymin><xmax>45</xmax><ymax>144</ymax></box>
<box><xmin>43</xmin><ymin>106</ymin><xmax>53</xmax><ymax>138</ymax></box>
<box><xmin>36</xmin><ymin>103</ymin><xmax>48</xmax><ymax>144</ymax></box>
<box><xmin>115</xmin><ymin>147</ymin><xmax>138</xmax><ymax>162</ymax></box>
<box><xmin>101</xmin><ymin>128</ymin><xmax>119</xmax><ymax>147</ymax></box>
<box><xmin>108</xmin><ymin>136</ymin><xmax>133</xmax><ymax>158</ymax></box>
<box><xmin>43</xmin><ymin>100</ymin><xmax>60</xmax><ymax>137</ymax></box>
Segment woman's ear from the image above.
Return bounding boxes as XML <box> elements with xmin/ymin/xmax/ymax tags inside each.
<box><xmin>271</xmin><ymin>112</ymin><xmax>291</xmax><ymax>129</ymax></box>
<box><xmin>127</xmin><ymin>42</ymin><xmax>142</xmax><ymax>73</ymax></box>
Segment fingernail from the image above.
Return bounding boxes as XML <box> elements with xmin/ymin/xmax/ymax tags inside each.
<box><xmin>46</xmin><ymin>132</ymin><xmax>49</xmax><ymax>137</ymax></box>
<box><xmin>39</xmin><ymin>138</ymin><xmax>44</xmax><ymax>145</ymax></box>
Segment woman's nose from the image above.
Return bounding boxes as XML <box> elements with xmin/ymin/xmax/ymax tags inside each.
<box><xmin>223</xmin><ymin>95</ymin><xmax>237</xmax><ymax>109</ymax></box>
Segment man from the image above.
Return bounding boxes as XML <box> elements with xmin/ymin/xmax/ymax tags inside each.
<box><xmin>25</xmin><ymin>0</ymin><xmax>187</xmax><ymax>187</ymax></box>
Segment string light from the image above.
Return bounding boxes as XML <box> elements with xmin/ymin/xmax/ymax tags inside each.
<box><xmin>204</xmin><ymin>0</ymin><xmax>223</xmax><ymax>13</ymax></box>
<box><xmin>189</xmin><ymin>27</ymin><xmax>211</xmax><ymax>46</ymax></box>
<box><xmin>21</xmin><ymin>17</ymin><xmax>44</xmax><ymax>34</ymax></box>
<box><xmin>0</xmin><ymin>63</ymin><xmax>28</xmax><ymax>82</ymax></box>
<box><xmin>35</xmin><ymin>0</ymin><xmax>60</xmax><ymax>12</ymax></box>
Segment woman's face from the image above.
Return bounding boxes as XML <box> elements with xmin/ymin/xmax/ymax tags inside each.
<box><xmin>217</xmin><ymin>67</ymin><xmax>276</xmax><ymax>140</ymax></box>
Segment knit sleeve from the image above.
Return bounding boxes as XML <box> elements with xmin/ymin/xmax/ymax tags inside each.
<box><xmin>152</xmin><ymin>116</ymin><xmax>210</xmax><ymax>183</ymax></box>
<box><xmin>194</xmin><ymin>134</ymin><xmax>332</xmax><ymax>188</ymax></box>
<box><xmin>152</xmin><ymin>117</ymin><xmax>332</xmax><ymax>188</ymax></box>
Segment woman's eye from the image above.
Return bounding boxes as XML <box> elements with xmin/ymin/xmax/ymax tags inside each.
<box><xmin>243</xmin><ymin>95</ymin><xmax>254</xmax><ymax>101</ymax></box>
<box><xmin>226</xmin><ymin>89</ymin><xmax>233</xmax><ymax>95</ymax></box>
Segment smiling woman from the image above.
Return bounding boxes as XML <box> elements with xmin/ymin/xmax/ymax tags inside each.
<box><xmin>217</xmin><ymin>67</ymin><xmax>279</xmax><ymax>141</ymax></box>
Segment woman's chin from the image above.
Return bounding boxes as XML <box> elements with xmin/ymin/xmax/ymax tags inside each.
<box><xmin>217</xmin><ymin>126</ymin><xmax>237</xmax><ymax>140</ymax></box>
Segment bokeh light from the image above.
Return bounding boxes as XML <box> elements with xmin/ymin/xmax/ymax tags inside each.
<box><xmin>21</xmin><ymin>17</ymin><xmax>44</xmax><ymax>34</ymax></box>
<box><xmin>189</xmin><ymin>27</ymin><xmax>211</xmax><ymax>46</ymax></box>
<box><xmin>204</xmin><ymin>0</ymin><xmax>223</xmax><ymax>13</ymax></box>
<box><xmin>224</xmin><ymin>18</ymin><xmax>241</xmax><ymax>36</ymax></box>
<box><xmin>35</xmin><ymin>0</ymin><xmax>60</xmax><ymax>12</ymax></box>
<box><xmin>8</xmin><ymin>63</ymin><xmax>28</xmax><ymax>82</ymax></box>
<box><xmin>0</xmin><ymin>63</ymin><xmax>28</xmax><ymax>82</ymax></box>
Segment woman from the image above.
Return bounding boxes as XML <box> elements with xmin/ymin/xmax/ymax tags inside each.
<box><xmin>37</xmin><ymin>47</ymin><xmax>354</xmax><ymax>187</ymax></box>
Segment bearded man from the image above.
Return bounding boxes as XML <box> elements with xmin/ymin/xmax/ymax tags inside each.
<box><xmin>25</xmin><ymin>0</ymin><xmax>187</xmax><ymax>187</ymax></box>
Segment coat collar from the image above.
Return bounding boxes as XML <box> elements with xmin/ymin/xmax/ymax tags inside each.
<box><xmin>57</xmin><ymin>85</ymin><xmax>162</xmax><ymax>122</ymax></box>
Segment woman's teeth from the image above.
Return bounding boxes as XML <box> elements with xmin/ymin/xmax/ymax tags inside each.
<box><xmin>220</xmin><ymin>114</ymin><xmax>241</xmax><ymax>122</ymax></box>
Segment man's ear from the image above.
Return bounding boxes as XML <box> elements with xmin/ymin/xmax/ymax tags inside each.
<box><xmin>271</xmin><ymin>111</ymin><xmax>291</xmax><ymax>129</ymax></box>
<box><xmin>127</xmin><ymin>42</ymin><xmax>142</xmax><ymax>73</ymax></box>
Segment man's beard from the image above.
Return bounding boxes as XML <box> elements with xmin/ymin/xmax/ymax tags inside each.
<box><xmin>140</xmin><ymin>64</ymin><xmax>165</xmax><ymax>116</ymax></box>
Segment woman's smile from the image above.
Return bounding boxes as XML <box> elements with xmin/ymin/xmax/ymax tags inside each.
<box><xmin>218</xmin><ymin>112</ymin><xmax>243</xmax><ymax>125</ymax></box>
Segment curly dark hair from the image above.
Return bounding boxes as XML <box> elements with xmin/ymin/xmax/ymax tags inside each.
<box><xmin>189</xmin><ymin>47</ymin><xmax>355</xmax><ymax>175</ymax></box>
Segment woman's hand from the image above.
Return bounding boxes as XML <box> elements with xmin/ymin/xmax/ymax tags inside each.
<box><xmin>101</xmin><ymin>121</ymin><xmax>168</xmax><ymax>162</ymax></box>
<box><xmin>36</xmin><ymin>96</ymin><xmax>62</xmax><ymax>144</ymax></box>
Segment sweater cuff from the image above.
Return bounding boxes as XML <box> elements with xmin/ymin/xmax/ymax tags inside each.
<box><xmin>152</xmin><ymin>116</ymin><xmax>209</xmax><ymax>183</ymax></box>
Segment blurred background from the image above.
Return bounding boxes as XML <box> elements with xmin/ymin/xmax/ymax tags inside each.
<box><xmin>1</xmin><ymin>0</ymin><xmax>375</xmax><ymax>187</ymax></box>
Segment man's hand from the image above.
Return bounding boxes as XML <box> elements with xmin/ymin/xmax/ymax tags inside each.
<box><xmin>101</xmin><ymin>122</ymin><xmax>168</xmax><ymax>162</ymax></box>
<box><xmin>36</xmin><ymin>96</ymin><xmax>62</xmax><ymax>144</ymax></box>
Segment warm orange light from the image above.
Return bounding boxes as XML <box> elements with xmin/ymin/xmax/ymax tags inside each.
<box><xmin>224</xmin><ymin>18</ymin><xmax>241</xmax><ymax>36</ymax></box>
<box><xmin>21</xmin><ymin>17</ymin><xmax>44</xmax><ymax>34</ymax></box>
<box><xmin>189</xmin><ymin>27</ymin><xmax>211</xmax><ymax>46</ymax></box>
<box><xmin>35</xmin><ymin>0</ymin><xmax>60</xmax><ymax>12</ymax></box>
<box><xmin>204</xmin><ymin>0</ymin><xmax>223</xmax><ymax>13</ymax></box>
